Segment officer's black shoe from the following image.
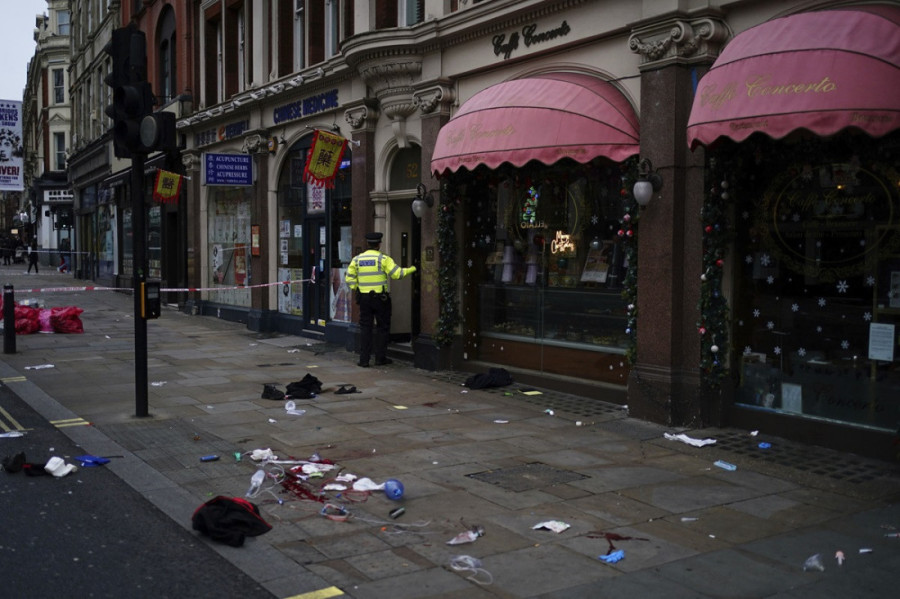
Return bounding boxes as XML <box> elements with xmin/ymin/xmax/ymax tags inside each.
<box><xmin>374</xmin><ymin>358</ymin><xmax>393</xmax><ymax>366</ymax></box>
<box><xmin>357</xmin><ymin>362</ymin><xmax>370</xmax><ymax>368</ymax></box>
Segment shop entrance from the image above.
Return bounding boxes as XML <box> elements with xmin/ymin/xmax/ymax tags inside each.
<box><xmin>304</xmin><ymin>217</ymin><xmax>329</xmax><ymax>332</ymax></box>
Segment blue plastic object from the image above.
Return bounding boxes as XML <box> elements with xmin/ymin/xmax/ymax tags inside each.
<box><xmin>599</xmin><ymin>549</ymin><xmax>625</xmax><ymax>563</ymax></box>
<box><xmin>383</xmin><ymin>478</ymin><xmax>404</xmax><ymax>500</ymax></box>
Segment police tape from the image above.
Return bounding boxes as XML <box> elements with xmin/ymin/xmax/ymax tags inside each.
<box><xmin>8</xmin><ymin>279</ymin><xmax>313</xmax><ymax>295</ymax></box>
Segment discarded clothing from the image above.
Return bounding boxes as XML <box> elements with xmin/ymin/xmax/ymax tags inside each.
<box><xmin>191</xmin><ymin>496</ymin><xmax>272</xmax><ymax>547</ymax></box>
<box><xmin>464</xmin><ymin>368</ymin><xmax>513</xmax><ymax>390</ymax></box>
<box><xmin>286</xmin><ymin>373</ymin><xmax>323</xmax><ymax>397</ymax></box>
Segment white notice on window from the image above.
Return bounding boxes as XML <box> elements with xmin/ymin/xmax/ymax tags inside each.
<box><xmin>868</xmin><ymin>322</ymin><xmax>895</xmax><ymax>362</ymax></box>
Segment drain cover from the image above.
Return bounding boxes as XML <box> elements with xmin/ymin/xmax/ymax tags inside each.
<box><xmin>468</xmin><ymin>462</ymin><xmax>588</xmax><ymax>492</ymax></box>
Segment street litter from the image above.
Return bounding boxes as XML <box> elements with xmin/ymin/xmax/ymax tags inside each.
<box><xmin>859</xmin><ymin>548</ymin><xmax>873</xmax><ymax>554</ymax></box>
<box><xmin>284</xmin><ymin>400</ymin><xmax>306</xmax><ymax>416</ymax></box>
<box><xmin>383</xmin><ymin>478</ymin><xmax>404</xmax><ymax>500</ymax></box>
<box><xmin>191</xmin><ymin>495</ymin><xmax>271</xmax><ymax>547</ymax></box>
<box><xmin>44</xmin><ymin>456</ymin><xmax>78</xmax><ymax>477</ymax></box>
<box><xmin>681</xmin><ymin>517</ymin><xmax>699</xmax><ymax>522</ymax></box>
<box><xmin>151</xmin><ymin>381</ymin><xmax>167</xmax><ymax>386</ymax></box>
<box><xmin>24</xmin><ymin>364</ymin><xmax>55</xmax><ymax>370</ymax></box>
<box><xmin>664</xmin><ymin>432</ymin><xmax>717</xmax><ymax>447</ymax></box>
<box><xmin>464</xmin><ymin>367</ymin><xmax>513</xmax><ymax>389</ymax></box>
<box><xmin>802</xmin><ymin>553</ymin><xmax>825</xmax><ymax>571</ymax></box>
<box><xmin>447</xmin><ymin>526</ymin><xmax>485</xmax><ymax>545</ymax></box>
<box><xmin>750</xmin><ymin>430</ymin><xmax>759</xmax><ymax>436</ymax></box>
<box><xmin>758</xmin><ymin>442</ymin><xmax>771</xmax><ymax>449</ymax></box>
<box><xmin>353</xmin><ymin>477</ymin><xmax>384</xmax><ymax>492</ymax></box>
<box><xmin>599</xmin><ymin>549</ymin><xmax>625</xmax><ymax>563</ymax></box>
<box><xmin>0</xmin><ymin>431</ymin><xmax>25</xmax><ymax>438</ymax></box>
<box><xmin>713</xmin><ymin>460</ymin><xmax>737</xmax><ymax>471</ymax></box>
<box><xmin>268</xmin><ymin>418</ymin><xmax>277</xmax><ymax>424</ymax></box>
<box><xmin>544</xmin><ymin>409</ymin><xmax>555</xmax><ymax>416</ymax></box>
<box><xmin>885</xmin><ymin>532</ymin><xmax>900</xmax><ymax>538</ymax></box>
<box><xmin>450</xmin><ymin>555</ymin><xmax>492</xmax><ymax>585</ymax></box>
<box><xmin>835</xmin><ymin>550</ymin><xmax>845</xmax><ymax>566</ymax></box>
<box><xmin>493</xmin><ymin>419</ymin><xmax>509</xmax><ymax>424</ymax></box>
<box><xmin>533</xmin><ymin>520</ymin><xmax>570</xmax><ymax>533</ymax></box>
<box><xmin>75</xmin><ymin>455</ymin><xmax>111</xmax><ymax>467</ymax></box>
<box><xmin>248</xmin><ymin>448</ymin><xmax>276</xmax><ymax>461</ymax></box>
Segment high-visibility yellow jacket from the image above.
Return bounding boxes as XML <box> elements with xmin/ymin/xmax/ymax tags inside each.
<box><xmin>346</xmin><ymin>249</ymin><xmax>416</xmax><ymax>293</ymax></box>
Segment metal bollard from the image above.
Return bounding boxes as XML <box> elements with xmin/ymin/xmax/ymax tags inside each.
<box><xmin>3</xmin><ymin>284</ymin><xmax>15</xmax><ymax>354</ymax></box>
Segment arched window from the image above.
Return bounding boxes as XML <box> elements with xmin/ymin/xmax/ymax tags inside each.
<box><xmin>157</xmin><ymin>6</ymin><xmax>177</xmax><ymax>104</ymax></box>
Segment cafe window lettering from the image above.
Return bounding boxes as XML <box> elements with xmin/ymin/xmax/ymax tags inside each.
<box><xmin>724</xmin><ymin>133</ymin><xmax>900</xmax><ymax>431</ymax></box>
<box><xmin>467</xmin><ymin>161</ymin><xmax>630</xmax><ymax>353</ymax></box>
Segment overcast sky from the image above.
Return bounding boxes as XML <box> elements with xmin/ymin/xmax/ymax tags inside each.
<box><xmin>0</xmin><ymin>1</ymin><xmax>48</xmax><ymax>102</ymax></box>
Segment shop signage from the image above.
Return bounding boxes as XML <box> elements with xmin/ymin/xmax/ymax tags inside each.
<box><xmin>195</xmin><ymin>120</ymin><xmax>250</xmax><ymax>148</ymax></box>
<box><xmin>44</xmin><ymin>189</ymin><xmax>74</xmax><ymax>203</ymax></box>
<box><xmin>273</xmin><ymin>89</ymin><xmax>340</xmax><ymax>124</ymax></box>
<box><xmin>493</xmin><ymin>20</ymin><xmax>571</xmax><ymax>60</ymax></box>
<box><xmin>203</xmin><ymin>153</ymin><xmax>253</xmax><ymax>186</ymax></box>
<box><xmin>761</xmin><ymin>163</ymin><xmax>896</xmax><ymax>279</ymax></box>
<box><xmin>550</xmin><ymin>230</ymin><xmax>575</xmax><ymax>254</ymax></box>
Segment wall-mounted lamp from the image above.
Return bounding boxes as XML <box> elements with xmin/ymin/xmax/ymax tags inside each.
<box><xmin>633</xmin><ymin>157</ymin><xmax>663</xmax><ymax>207</ymax></box>
<box><xmin>412</xmin><ymin>183</ymin><xmax>435</xmax><ymax>218</ymax></box>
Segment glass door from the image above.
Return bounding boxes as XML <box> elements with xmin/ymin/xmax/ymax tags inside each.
<box><xmin>304</xmin><ymin>217</ymin><xmax>329</xmax><ymax>331</ymax></box>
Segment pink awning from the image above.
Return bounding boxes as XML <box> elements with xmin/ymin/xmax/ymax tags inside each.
<box><xmin>431</xmin><ymin>73</ymin><xmax>639</xmax><ymax>176</ymax></box>
<box><xmin>687</xmin><ymin>5</ymin><xmax>900</xmax><ymax>149</ymax></box>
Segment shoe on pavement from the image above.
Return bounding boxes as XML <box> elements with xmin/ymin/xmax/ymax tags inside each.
<box><xmin>357</xmin><ymin>362</ymin><xmax>370</xmax><ymax>368</ymax></box>
<box><xmin>374</xmin><ymin>358</ymin><xmax>393</xmax><ymax>366</ymax></box>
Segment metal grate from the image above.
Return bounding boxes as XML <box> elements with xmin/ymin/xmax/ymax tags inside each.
<box><xmin>429</xmin><ymin>370</ymin><xmax>626</xmax><ymax>420</ymax></box>
<box><xmin>683</xmin><ymin>429</ymin><xmax>900</xmax><ymax>484</ymax></box>
<box><xmin>467</xmin><ymin>462</ymin><xmax>588</xmax><ymax>492</ymax></box>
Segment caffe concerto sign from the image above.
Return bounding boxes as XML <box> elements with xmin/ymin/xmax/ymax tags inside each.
<box><xmin>493</xmin><ymin>20</ymin><xmax>571</xmax><ymax>60</ymax></box>
<box><xmin>760</xmin><ymin>163</ymin><xmax>897</xmax><ymax>281</ymax></box>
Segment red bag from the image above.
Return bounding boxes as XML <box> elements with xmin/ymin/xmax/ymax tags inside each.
<box><xmin>50</xmin><ymin>306</ymin><xmax>84</xmax><ymax>334</ymax></box>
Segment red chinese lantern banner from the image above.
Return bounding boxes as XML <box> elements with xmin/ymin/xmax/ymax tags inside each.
<box><xmin>303</xmin><ymin>129</ymin><xmax>348</xmax><ymax>189</ymax></box>
<box><xmin>152</xmin><ymin>169</ymin><xmax>183</xmax><ymax>204</ymax></box>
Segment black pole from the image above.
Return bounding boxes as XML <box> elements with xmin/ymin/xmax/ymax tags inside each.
<box><xmin>3</xmin><ymin>284</ymin><xmax>15</xmax><ymax>354</ymax></box>
<box><xmin>132</xmin><ymin>153</ymin><xmax>149</xmax><ymax>417</ymax></box>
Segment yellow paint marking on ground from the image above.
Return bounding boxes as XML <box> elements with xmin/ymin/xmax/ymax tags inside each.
<box><xmin>0</xmin><ymin>376</ymin><xmax>27</xmax><ymax>383</ymax></box>
<box><xmin>282</xmin><ymin>587</ymin><xmax>344</xmax><ymax>599</ymax></box>
<box><xmin>51</xmin><ymin>418</ymin><xmax>90</xmax><ymax>428</ymax></box>
<box><xmin>0</xmin><ymin>406</ymin><xmax>25</xmax><ymax>431</ymax></box>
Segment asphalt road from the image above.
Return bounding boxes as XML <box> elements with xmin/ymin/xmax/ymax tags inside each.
<box><xmin>0</xmin><ymin>384</ymin><xmax>276</xmax><ymax>599</ymax></box>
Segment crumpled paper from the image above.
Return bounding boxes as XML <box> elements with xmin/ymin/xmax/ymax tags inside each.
<box><xmin>532</xmin><ymin>520</ymin><xmax>570</xmax><ymax>533</ymax></box>
<box><xmin>663</xmin><ymin>432</ymin><xmax>717</xmax><ymax>447</ymax></box>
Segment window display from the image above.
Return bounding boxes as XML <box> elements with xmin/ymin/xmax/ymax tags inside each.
<box><xmin>466</xmin><ymin>162</ymin><xmax>630</xmax><ymax>355</ymax></box>
<box><xmin>207</xmin><ymin>187</ymin><xmax>252</xmax><ymax>307</ymax></box>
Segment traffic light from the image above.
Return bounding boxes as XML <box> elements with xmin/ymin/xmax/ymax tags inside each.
<box><xmin>104</xmin><ymin>27</ymin><xmax>153</xmax><ymax>157</ymax></box>
<box><xmin>140</xmin><ymin>111</ymin><xmax>178</xmax><ymax>153</ymax></box>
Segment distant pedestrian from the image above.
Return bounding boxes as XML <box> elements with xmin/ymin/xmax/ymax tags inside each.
<box><xmin>26</xmin><ymin>240</ymin><xmax>39</xmax><ymax>274</ymax></box>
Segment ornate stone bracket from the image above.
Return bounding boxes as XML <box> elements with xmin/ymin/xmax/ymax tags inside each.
<box><xmin>629</xmin><ymin>16</ymin><xmax>730</xmax><ymax>69</ymax></box>
<box><xmin>182</xmin><ymin>151</ymin><xmax>201</xmax><ymax>173</ymax></box>
<box><xmin>413</xmin><ymin>82</ymin><xmax>455</xmax><ymax>117</ymax></box>
<box><xmin>356</xmin><ymin>55</ymin><xmax>423</xmax><ymax>148</ymax></box>
<box><xmin>344</xmin><ymin>99</ymin><xmax>380</xmax><ymax>132</ymax></box>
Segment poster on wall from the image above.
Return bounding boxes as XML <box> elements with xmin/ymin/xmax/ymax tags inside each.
<box><xmin>331</xmin><ymin>267</ymin><xmax>351</xmax><ymax>323</ymax></box>
<box><xmin>234</xmin><ymin>243</ymin><xmax>247</xmax><ymax>286</ymax></box>
<box><xmin>581</xmin><ymin>242</ymin><xmax>613</xmax><ymax>283</ymax></box>
<box><xmin>0</xmin><ymin>100</ymin><xmax>24</xmax><ymax>191</ymax></box>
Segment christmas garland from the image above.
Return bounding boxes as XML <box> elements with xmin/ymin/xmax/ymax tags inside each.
<box><xmin>698</xmin><ymin>156</ymin><xmax>731</xmax><ymax>385</ymax></box>
<box><xmin>434</xmin><ymin>182</ymin><xmax>460</xmax><ymax>347</ymax></box>
<box><xmin>618</xmin><ymin>165</ymin><xmax>639</xmax><ymax>365</ymax></box>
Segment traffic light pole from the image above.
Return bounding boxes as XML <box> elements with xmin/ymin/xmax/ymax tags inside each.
<box><xmin>132</xmin><ymin>152</ymin><xmax>149</xmax><ymax>418</ymax></box>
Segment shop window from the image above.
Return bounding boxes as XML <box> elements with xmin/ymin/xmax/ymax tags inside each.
<box><xmin>208</xmin><ymin>186</ymin><xmax>252</xmax><ymax>307</ymax></box>
<box><xmin>724</xmin><ymin>132</ymin><xmax>900</xmax><ymax>431</ymax></box>
<box><xmin>463</xmin><ymin>161</ymin><xmax>630</xmax><ymax>369</ymax></box>
<box><xmin>275</xmin><ymin>140</ymin><xmax>352</xmax><ymax>321</ymax></box>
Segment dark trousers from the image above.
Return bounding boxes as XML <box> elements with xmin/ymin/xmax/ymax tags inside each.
<box><xmin>358</xmin><ymin>292</ymin><xmax>391</xmax><ymax>364</ymax></box>
<box><xmin>27</xmin><ymin>256</ymin><xmax>38</xmax><ymax>273</ymax></box>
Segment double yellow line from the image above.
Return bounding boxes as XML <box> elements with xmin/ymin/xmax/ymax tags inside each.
<box><xmin>0</xmin><ymin>404</ymin><xmax>26</xmax><ymax>434</ymax></box>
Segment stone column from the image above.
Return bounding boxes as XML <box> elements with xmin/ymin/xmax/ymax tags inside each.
<box><xmin>412</xmin><ymin>81</ymin><xmax>454</xmax><ymax>370</ymax></box>
<box><xmin>344</xmin><ymin>98</ymin><xmax>380</xmax><ymax>351</ymax></box>
<box><xmin>627</xmin><ymin>16</ymin><xmax>728</xmax><ymax>426</ymax></box>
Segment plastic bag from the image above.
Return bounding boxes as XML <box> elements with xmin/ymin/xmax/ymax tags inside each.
<box><xmin>51</xmin><ymin>306</ymin><xmax>84</xmax><ymax>334</ymax></box>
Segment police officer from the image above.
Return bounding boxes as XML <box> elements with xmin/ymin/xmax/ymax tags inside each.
<box><xmin>346</xmin><ymin>232</ymin><xmax>416</xmax><ymax>367</ymax></box>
